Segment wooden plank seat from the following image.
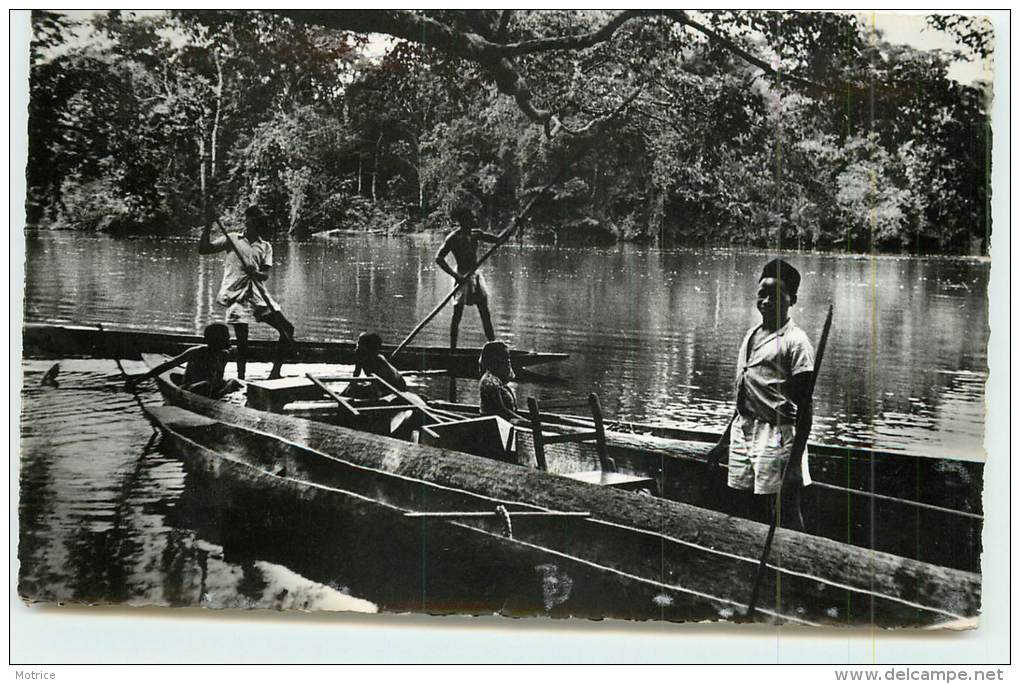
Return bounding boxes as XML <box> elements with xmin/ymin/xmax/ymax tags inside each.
<box><xmin>246</xmin><ymin>375</ymin><xmax>335</xmax><ymax>411</ymax></box>
<box><xmin>247</xmin><ymin>375</ymin><xmax>416</xmax><ymax>413</ymax></box>
<box><xmin>528</xmin><ymin>393</ymin><xmax>658</xmax><ymax>494</ymax></box>
<box><xmin>419</xmin><ymin>415</ymin><xmax>519</xmax><ymax>465</ymax></box>
<box><xmin>248</xmin><ymin>374</ymin><xmax>428</xmax><ymax>439</ymax></box>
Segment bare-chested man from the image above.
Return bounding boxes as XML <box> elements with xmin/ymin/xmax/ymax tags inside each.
<box><xmin>434</xmin><ymin>206</ymin><xmax>499</xmax><ymax>348</ymax></box>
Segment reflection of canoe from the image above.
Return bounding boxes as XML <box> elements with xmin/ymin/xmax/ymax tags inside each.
<box><xmin>22</xmin><ymin>322</ymin><xmax>567</xmax><ymax>378</ymax></box>
<box><xmin>144</xmin><ymin>355</ymin><xmax>979</xmax><ymax>626</ymax></box>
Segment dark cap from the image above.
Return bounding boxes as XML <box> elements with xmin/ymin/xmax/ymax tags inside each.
<box><xmin>760</xmin><ymin>258</ymin><xmax>801</xmax><ymax>296</ymax></box>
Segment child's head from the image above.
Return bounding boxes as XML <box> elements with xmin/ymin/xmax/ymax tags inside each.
<box><xmin>244</xmin><ymin>205</ymin><xmax>268</xmax><ymax>239</ymax></box>
<box><xmin>757</xmin><ymin>259</ymin><xmax>800</xmax><ymax>326</ymax></box>
<box><xmin>203</xmin><ymin>323</ymin><xmax>231</xmax><ymax>350</ymax></box>
<box><xmin>450</xmin><ymin>205</ymin><xmax>474</xmax><ymax>231</ymax></box>
<box><xmin>355</xmin><ymin>332</ymin><xmax>384</xmax><ymax>364</ymax></box>
<box><xmin>479</xmin><ymin>340</ymin><xmax>513</xmax><ymax>380</ymax></box>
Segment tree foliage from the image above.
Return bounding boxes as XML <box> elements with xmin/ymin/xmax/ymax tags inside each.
<box><xmin>26</xmin><ymin>10</ymin><xmax>992</xmax><ymax>253</ymax></box>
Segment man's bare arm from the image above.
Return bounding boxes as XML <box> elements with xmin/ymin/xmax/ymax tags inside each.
<box><xmin>787</xmin><ymin>371</ymin><xmax>813</xmax><ymax>413</ymax></box>
<box><xmin>473</xmin><ymin>230</ymin><xmax>501</xmax><ymax>243</ymax></box>
<box><xmin>434</xmin><ymin>238</ymin><xmax>461</xmax><ymax>279</ymax></box>
<box><xmin>126</xmin><ymin>347</ymin><xmax>200</xmax><ymax>386</ymax></box>
<box><xmin>198</xmin><ymin>221</ymin><xmax>229</xmax><ymax>255</ymax></box>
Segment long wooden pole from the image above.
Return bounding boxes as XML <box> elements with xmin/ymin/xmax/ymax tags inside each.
<box><xmin>389</xmin><ymin>182</ymin><xmax>558</xmax><ymax>358</ymax></box>
<box><xmin>388</xmin><ymin>133</ymin><xmax>606</xmax><ymax>360</ymax></box>
<box><xmin>99</xmin><ymin>323</ymin><xmax>157</xmax><ymax>431</ymax></box>
<box><xmin>213</xmin><ymin>217</ymin><xmax>292</xmax><ymax>343</ymax></box>
<box><xmin>745</xmin><ymin>303</ymin><xmax>834</xmax><ymax>620</ymax></box>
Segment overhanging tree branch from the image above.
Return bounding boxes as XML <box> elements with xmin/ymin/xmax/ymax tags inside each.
<box><xmin>272</xmin><ymin>10</ymin><xmax>832</xmax><ymax>135</ymax></box>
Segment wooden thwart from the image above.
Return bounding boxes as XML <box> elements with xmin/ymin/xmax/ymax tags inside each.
<box><xmin>305</xmin><ymin>373</ymin><xmax>362</xmax><ymax>421</ymax></box>
<box><xmin>528</xmin><ymin>393</ymin><xmax>657</xmax><ymax>493</ymax></box>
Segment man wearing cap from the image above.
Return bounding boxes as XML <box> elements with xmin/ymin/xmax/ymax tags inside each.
<box><xmin>706</xmin><ymin>258</ymin><xmax>815</xmax><ymax>529</ymax></box>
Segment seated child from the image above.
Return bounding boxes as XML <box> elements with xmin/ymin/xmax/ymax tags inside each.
<box><xmin>343</xmin><ymin>332</ymin><xmax>407</xmax><ymax>400</ymax></box>
<box><xmin>478</xmin><ymin>340</ymin><xmax>526</xmax><ymax>423</ymax></box>
<box><xmin>127</xmin><ymin>323</ymin><xmax>243</xmax><ymax>399</ymax></box>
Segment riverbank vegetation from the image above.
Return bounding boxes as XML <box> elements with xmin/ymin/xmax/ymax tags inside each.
<box><xmin>26</xmin><ymin>10</ymin><xmax>992</xmax><ymax>254</ymax></box>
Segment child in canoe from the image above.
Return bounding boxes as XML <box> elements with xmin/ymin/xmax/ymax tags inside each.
<box><xmin>343</xmin><ymin>332</ymin><xmax>408</xmax><ymax>399</ymax></box>
<box><xmin>126</xmin><ymin>323</ymin><xmax>243</xmax><ymax>398</ymax></box>
<box><xmin>478</xmin><ymin>341</ymin><xmax>527</xmax><ymax>423</ymax></box>
<box><xmin>706</xmin><ymin>258</ymin><xmax>815</xmax><ymax>530</ymax></box>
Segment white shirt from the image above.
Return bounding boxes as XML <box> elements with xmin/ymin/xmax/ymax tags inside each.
<box><xmin>215</xmin><ymin>233</ymin><xmax>275</xmax><ymax>308</ymax></box>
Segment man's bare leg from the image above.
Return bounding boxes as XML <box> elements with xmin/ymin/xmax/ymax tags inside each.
<box><xmin>233</xmin><ymin>323</ymin><xmax>249</xmax><ymax>380</ymax></box>
<box><xmin>264</xmin><ymin>311</ymin><xmax>295</xmax><ymax>380</ymax></box>
<box><xmin>765</xmin><ymin>490</ymin><xmax>804</xmax><ymax>531</ymax></box>
<box><xmin>477</xmin><ymin>299</ymin><xmax>496</xmax><ymax>341</ymax></box>
<box><xmin>450</xmin><ymin>303</ymin><xmax>465</xmax><ymax>349</ymax></box>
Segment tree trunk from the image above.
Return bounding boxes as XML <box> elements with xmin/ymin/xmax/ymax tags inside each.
<box><xmin>371</xmin><ymin>133</ymin><xmax>383</xmax><ymax>203</ymax></box>
<box><xmin>210</xmin><ymin>51</ymin><xmax>224</xmax><ymax>182</ymax></box>
<box><xmin>357</xmin><ymin>156</ymin><xmax>363</xmax><ymax>195</ymax></box>
<box><xmin>198</xmin><ymin>135</ymin><xmax>207</xmax><ymax>203</ymax></box>
<box><xmin>416</xmin><ymin>139</ymin><xmax>424</xmax><ymax>217</ymax></box>
<box><xmin>647</xmin><ymin>182</ymin><xmax>665</xmax><ymax>245</ymax></box>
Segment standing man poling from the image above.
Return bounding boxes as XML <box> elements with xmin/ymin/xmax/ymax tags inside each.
<box><xmin>435</xmin><ymin>206</ymin><xmax>499</xmax><ymax>348</ymax></box>
<box><xmin>200</xmin><ymin>205</ymin><xmax>294</xmax><ymax>380</ymax></box>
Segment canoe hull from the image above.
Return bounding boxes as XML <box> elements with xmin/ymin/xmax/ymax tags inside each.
<box><xmin>153</xmin><ymin>408</ymin><xmax>732</xmax><ymax>621</ymax></box>
<box><xmin>22</xmin><ymin>322</ymin><xmax>567</xmax><ymax>378</ymax></box>
<box><xmin>284</xmin><ymin>397</ymin><xmax>984</xmax><ymax>572</ymax></box>
<box><xmin>147</xmin><ymin>366</ymin><xmax>981</xmax><ymax>626</ymax></box>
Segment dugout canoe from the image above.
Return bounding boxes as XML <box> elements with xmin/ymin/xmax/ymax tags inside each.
<box><xmin>246</xmin><ymin>374</ymin><xmax>984</xmax><ymax>573</ymax></box>
<box><xmin>425</xmin><ymin>402</ymin><xmax>984</xmax><ymax>573</ymax></box>
<box><xmin>22</xmin><ymin>322</ymin><xmax>567</xmax><ymax>378</ymax></box>
<box><xmin>144</xmin><ymin>357</ymin><xmax>979</xmax><ymax>626</ymax></box>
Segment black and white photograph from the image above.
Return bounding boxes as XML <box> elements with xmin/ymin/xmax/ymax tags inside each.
<box><xmin>12</xmin><ymin>8</ymin><xmax>1003</xmax><ymax>654</ymax></box>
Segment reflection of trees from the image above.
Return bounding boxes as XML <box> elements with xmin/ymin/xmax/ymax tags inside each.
<box><xmin>23</xmin><ymin>233</ymin><xmax>989</xmax><ymax>453</ymax></box>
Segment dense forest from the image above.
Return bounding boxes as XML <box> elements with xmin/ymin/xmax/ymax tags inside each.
<box><xmin>25</xmin><ymin>10</ymin><xmax>993</xmax><ymax>254</ymax></box>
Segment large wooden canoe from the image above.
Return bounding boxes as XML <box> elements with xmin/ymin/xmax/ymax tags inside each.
<box><xmin>22</xmin><ymin>322</ymin><xmax>567</xmax><ymax>378</ymax></box>
<box><xmin>425</xmin><ymin>402</ymin><xmax>984</xmax><ymax>573</ymax></box>
<box><xmin>243</xmin><ymin>375</ymin><xmax>984</xmax><ymax>572</ymax></box>
<box><xmin>145</xmin><ymin>357</ymin><xmax>979</xmax><ymax>626</ymax></box>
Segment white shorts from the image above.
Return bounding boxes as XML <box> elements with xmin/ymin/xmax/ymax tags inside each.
<box><xmin>727</xmin><ymin>413</ymin><xmax>811</xmax><ymax>494</ymax></box>
<box><xmin>225</xmin><ymin>298</ymin><xmax>272</xmax><ymax>325</ymax></box>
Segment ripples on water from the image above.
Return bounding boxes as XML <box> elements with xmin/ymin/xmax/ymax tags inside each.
<box><xmin>23</xmin><ymin>232</ymin><xmax>989</xmax><ymax>459</ymax></box>
<box><xmin>18</xmin><ymin>360</ymin><xmax>377</xmax><ymax>612</ymax></box>
<box><xmin>17</xmin><ymin>233</ymin><xmax>991</xmax><ymax>610</ymax></box>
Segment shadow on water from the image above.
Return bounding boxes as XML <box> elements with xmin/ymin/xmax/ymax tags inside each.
<box><xmin>18</xmin><ymin>233</ymin><xmax>993</xmax><ymax>615</ymax></box>
<box><xmin>18</xmin><ymin>361</ymin><xmax>375</xmax><ymax>613</ymax></box>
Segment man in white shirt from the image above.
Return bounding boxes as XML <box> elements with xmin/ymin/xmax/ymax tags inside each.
<box><xmin>200</xmin><ymin>205</ymin><xmax>294</xmax><ymax>380</ymax></box>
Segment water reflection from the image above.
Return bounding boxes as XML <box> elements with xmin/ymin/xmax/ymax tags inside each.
<box><xmin>24</xmin><ymin>232</ymin><xmax>988</xmax><ymax>459</ymax></box>
<box><xmin>18</xmin><ymin>361</ymin><xmax>376</xmax><ymax>613</ymax></box>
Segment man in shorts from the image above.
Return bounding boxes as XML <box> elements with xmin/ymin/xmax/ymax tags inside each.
<box><xmin>200</xmin><ymin>205</ymin><xmax>294</xmax><ymax>380</ymax></box>
<box><xmin>435</xmin><ymin>206</ymin><xmax>499</xmax><ymax>348</ymax></box>
<box><xmin>706</xmin><ymin>258</ymin><xmax>815</xmax><ymax>530</ymax></box>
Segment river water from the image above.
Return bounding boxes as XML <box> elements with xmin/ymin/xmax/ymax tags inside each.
<box><xmin>17</xmin><ymin>231</ymin><xmax>990</xmax><ymax>611</ymax></box>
